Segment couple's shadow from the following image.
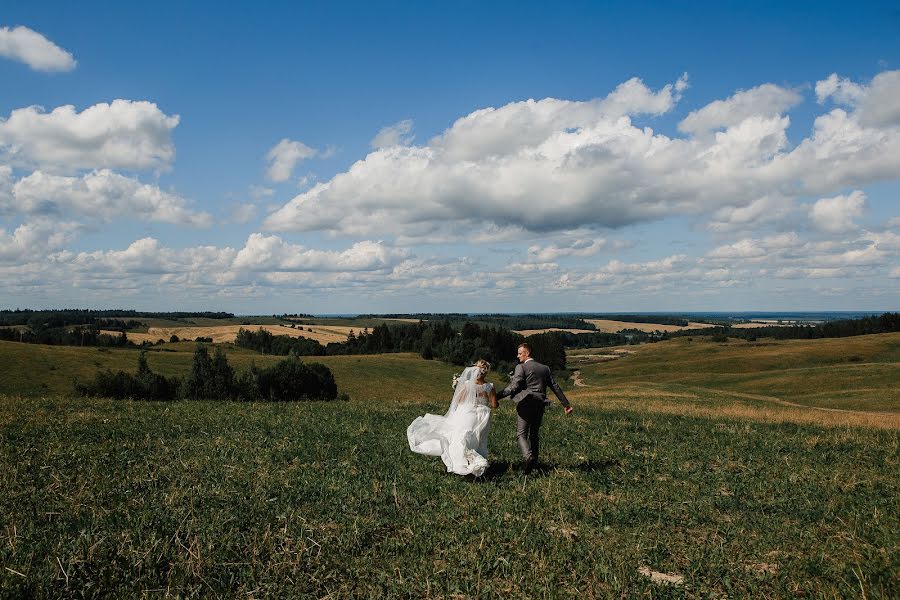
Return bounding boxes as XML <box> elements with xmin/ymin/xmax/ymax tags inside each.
<box><xmin>473</xmin><ymin>458</ymin><xmax>617</xmax><ymax>482</ymax></box>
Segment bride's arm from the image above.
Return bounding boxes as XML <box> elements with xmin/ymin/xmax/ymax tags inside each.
<box><xmin>489</xmin><ymin>385</ymin><xmax>498</xmax><ymax>409</ymax></box>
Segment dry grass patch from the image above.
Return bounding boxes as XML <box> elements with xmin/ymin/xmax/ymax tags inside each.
<box><xmin>130</xmin><ymin>325</ymin><xmax>356</xmax><ymax>344</ymax></box>
<box><xmin>514</xmin><ymin>327</ymin><xmax>595</xmax><ymax>335</ymax></box>
<box><xmin>585</xmin><ymin>319</ymin><xmax>717</xmax><ymax>333</ymax></box>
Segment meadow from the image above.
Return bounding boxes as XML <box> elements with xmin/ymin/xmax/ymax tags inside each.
<box><xmin>0</xmin><ymin>334</ymin><xmax>897</xmax><ymax>597</ymax></box>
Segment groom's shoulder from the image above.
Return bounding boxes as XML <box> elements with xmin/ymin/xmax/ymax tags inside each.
<box><xmin>525</xmin><ymin>359</ymin><xmax>547</xmax><ymax>372</ymax></box>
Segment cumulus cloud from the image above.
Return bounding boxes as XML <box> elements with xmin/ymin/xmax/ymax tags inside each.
<box><xmin>816</xmin><ymin>70</ymin><xmax>900</xmax><ymax>127</ymax></box>
<box><xmin>63</xmin><ymin>237</ymin><xmax>237</xmax><ymax>278</ymax></box>
<box><xmin>0</xmin><ymin>165</ymin><xmax>13</xmax><ymax>214</ymax></box>
<box><xmin>10</xmin><ymin>169</ymin><xmax>211</xmax><ymax>226</ymax></box>
<box><xmin>232</xmin><ymin>234</ymin><xmax>408</xmax><ymax>272</ymax></box>
<box><xmin>0</xmin><ymin>100</ymin><xmax>179</xmax><ymax>172</ymax></box>
<box><xmin>371</xmin><ymin>119</ymin><xmax>414</xmax><ymax>149</ymax></box>
<box><xmin>678</xmin><ymin>83</ymin><xmax>802</xmax><ymax>135</ymax></box>
<box><xmin>0</xmin><ymin>219</ymin><xmax>79</xmax><ymax>264</ymax></box>
<box><xmin>265</xmin><ymin>139</ymin><xmax>316</xmax><ymax>182</ymax></box>
<box><xmin>0</xmin><ymin>25</ymin><xmax>76</xmax><ymax>72</ymax></box>
<box><xmin>706</xmin><ymin>195</ymin><xmax>798</xmax><ymax>233</ymax></box>
<box><xmin>595</xmin><ymin>73</ymin><xmax>689</xmax><ymax>119</ymax></box>
<box><xmin>809</xmin><ymin>191</ymin><xmax>865</xmax><ymax>233</ymax></box>
<box><xmin>527</xmin><ymin>238</ymin><xmax>625</xmax><ymax>262</ymax></box>
<box><xmin>705</xmin><ymin>232</ymin><xmax>800</xmax><ymax>261</ymax></box>
<box><xmin>264</xmin><ymin>70</ymin><xmax>900</xmax><ymax>240</ymax></box>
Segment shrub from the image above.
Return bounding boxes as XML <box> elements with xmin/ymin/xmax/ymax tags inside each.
<box><xmin>75</xmin><ymin>351</ymin><xmax>180</xmax><ymax>400</ymax></box>
<box><xmin>180</xmin><ymin>346</ymin><xmax>236</xmax><ymax>400</ymax></box>
<box><xmin>74</xmin><ymin>347</ymin><xmax>339</xmax><ymax>403</ymax></box>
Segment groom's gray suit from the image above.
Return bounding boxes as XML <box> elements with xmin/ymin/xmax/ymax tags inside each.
<box><xmin>497</xmin><ymin>358</ymin><xmax>571</xmax><ymax>466</ymax></box>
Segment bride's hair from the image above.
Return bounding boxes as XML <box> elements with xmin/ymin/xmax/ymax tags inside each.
<box><xmin>474</xmin><ymin>359</ymin><xmax>491</xmax><ymax>377</ymax></box>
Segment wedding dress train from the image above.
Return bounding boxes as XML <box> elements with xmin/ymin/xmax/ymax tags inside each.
<box><xmin>407</xmin><ymin>368</ymin><xmax>493</xmax><ymax>477</ymax></box>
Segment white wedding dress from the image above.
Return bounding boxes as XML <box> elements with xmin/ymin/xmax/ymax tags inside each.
<box><xmin>407</xmin><ymin>367</ymin><xmax>493</xmax><ymax>477</ymax></box>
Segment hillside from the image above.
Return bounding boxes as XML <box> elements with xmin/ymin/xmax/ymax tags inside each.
<box><xmin>567</xmin><ymin>333</ymin><xmax>900</xmax><ymax>426</ymax></box>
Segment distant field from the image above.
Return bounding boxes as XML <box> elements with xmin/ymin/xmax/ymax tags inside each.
<box><xmin>586</xmin><ymin>319</ymin><xmax>717</xmax><ymax>333</ymax></box>
<box><xmin>0</xmin><ymin>341</ymin><xmax>456</xmax><ymax>403</ymax></box>
<box><xmin>115</xmin><ymin>324</ymin><xmax>355</xmax><ymax>345</ymax></box>
<box><xmin>572</xmin><ymin>332</ymin><xmax>900</xmax><ymax>421</ymax></box>
<box><xmin>514</xmin><ymin>327</ymin><xmax>595</xmax><ymax>335</ymax></box>
<box><xmin>730</xmin><ymin>321</ymin><xmax>796</xmax><ymax>329</ymax></box>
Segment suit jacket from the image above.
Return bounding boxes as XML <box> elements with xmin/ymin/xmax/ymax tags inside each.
<box><xmin>498</xmin><ymin>359</ymin><xmax>570</xmax><ymax>409</ymax></box>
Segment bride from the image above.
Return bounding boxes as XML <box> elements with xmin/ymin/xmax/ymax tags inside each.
<box><xmin>407</xmin><ymin>359</ymin><xmax>498</xmax><ymax>477</ymax></box>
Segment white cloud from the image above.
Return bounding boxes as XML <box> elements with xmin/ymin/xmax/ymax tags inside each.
<box><xmin>232</xmin><ymin>234</ymin><xmax>408</xmax><ymax>272</ymax></box>
<box><xmin>10</xmin><ymin>169</ymin><xmax>211</xmax><ymax>226</ymax></box>
<box><xmin>888</xmin><ymin>217</ymin><xmax>900</xmax><ymax>229</ymax></box>
<box><xmin>678</xmin><ymin>83</ymin><xmax>802</xmax><ymax>135</ymax></box>
<box><xmin>64</xmin><ymin>237</ymin><xmax>236</xmax><ymax>278</ymax></box>
<box><xmin>371</xmin><ymin>119</ymin><xmax>414</xmax><ymax>149</ymax></box>
<box><xmin>527</xmin><ymin>238</ymin><xmax>622</xmax><ymax>262</ymax></box>
<box><xmin>595</xmin><ymin>73</ymin><xmax>689</xmax><ymax>119</ymax></box>
<box><xmin>265</xmin><ymin>139</ymin><xmax>316</xmax><ymax>182</ymax></box>
<box><xmin>706</xmin><ymin>195</ymin><xmax>798</xmax><ymax>232</ymax></box>
<box><xmin>264</xmin><ymin>71</ymin><xmax>900</xmax><ymax>240</ymax></box>
<box><xmin>0</xmin><ymin>219</ymin><xmax>79</xmax><ymax>263</ymax></box>
<box><xmin>809</xmin><ymin>191</ymin><xmax>866</xmax><ymax>233</ymax></box>
<box><xmin>0</xmin><ymin>165</ymin><xmax>13</xmax><ymax>214</ymax></box>
<box><xmin>705</xmin><ymin>232</ymin><xmax>801</xmax><ymax>261</ymax></box>
<box><xmin>0</xmin><ymin>25</ymin><xmax>76</xmax><ymax>72</ymax></box>
<box><xmin>0</xmin><ymin>100</ymin><xmax>179</xmax><ymax>172</ymax></box>
<box><xmin>816</xmin><ymin>70</ymin><xmax>900</xmax><ymax>127</ymax></box>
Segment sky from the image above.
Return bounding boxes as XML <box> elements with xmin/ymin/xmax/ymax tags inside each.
<box><xmin>1</xmin><ymin>1</ymin><xmax>899</xmax><ymax>314</ymax></box>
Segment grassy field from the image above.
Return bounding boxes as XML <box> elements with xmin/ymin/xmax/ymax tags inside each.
<box><xmin>572</xmin><ymin>333</ymin><xmax>900</xmax><ymax>418</ymax></box>
<box><xmin>1</xmin><ymin>335</ymin><xmax>898</xmax><ymax>597</ymax></box>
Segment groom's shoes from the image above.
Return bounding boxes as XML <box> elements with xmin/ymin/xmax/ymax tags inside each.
<box><xmin>523</xmin><ymin>457</ymin><xmax>537</xmax><ymax>475</ymax></box>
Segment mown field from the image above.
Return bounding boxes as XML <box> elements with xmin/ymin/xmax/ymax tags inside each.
<box><xmin>1</xmin><ymin>334</ymin><xmax>898</xmax><ymax>597</ymax></box>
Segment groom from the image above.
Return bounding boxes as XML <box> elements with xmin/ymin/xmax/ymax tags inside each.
<box><xmin>497</xmin><ymin>342</ymin><xmax>573</xmax><ymax>474</ymax></box>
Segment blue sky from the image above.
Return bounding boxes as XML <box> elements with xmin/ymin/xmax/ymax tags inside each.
<box><xmin>1</xmin><ymin>1</ymin><xmax>899</xmax><ymax>313</ymax></box>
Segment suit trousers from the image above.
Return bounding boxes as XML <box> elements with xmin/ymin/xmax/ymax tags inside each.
<box><xmin>515</xmin><ymin>396</ymin><xmax>545</xmax><ymax>462</ymax></box>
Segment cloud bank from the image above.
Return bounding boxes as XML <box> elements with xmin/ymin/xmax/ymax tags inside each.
<box><xmin>264</xmin><ymin>71</ymin><xmax>900</xmax><ymax>241</ymax></box>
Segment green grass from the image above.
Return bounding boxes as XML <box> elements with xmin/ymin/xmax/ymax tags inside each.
<box><xmin>0</xmin><ymin>341</ymin><xmax>458</xmax><ymax>403</ymax></box>
<box><xmin>1</xmin><ymin>334</ymin><xmax>898</xmax><ymax>596</ymax></box>
<box><xmin>1</xmin><ymin>395</ymin><xmax>897</xmax><ymax>598</ymax></box>
<box><xmin>574</xmin><ymin>333</ymin><xmax>900</xmax><ymax>413</ymax></box>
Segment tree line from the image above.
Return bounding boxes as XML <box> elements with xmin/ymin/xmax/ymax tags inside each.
<box><xmin>0</xmin><ymin>325</ymin><xmax>131</xmax><ymax>347</ymax></box>
<box><xmin>76</xmin><ymin>346</ymin><xmax>339</xmax><ymax>402</ymax></box>
<box><xmin>355</xmin><ymin>313</ymin><xmax>598</xmax><ymax>331</ymax></box>
<box><xmin>0</xmin><ymin>309</ymin><xmax>234</xmax><ymax>326</ymax></box>
<box><xmin>667</xmin><ymin>312</ymin><xmax>900</xmax><ymax>341</ymax></box>
<box><xmin>234</xmin><ymin>321</ymin><xmax>570</xmax><ymax>374</ymax></box>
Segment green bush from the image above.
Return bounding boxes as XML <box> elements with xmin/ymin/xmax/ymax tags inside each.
<box><xmin>75</xmin><ymin>351</ymin><xmax>180</xmax><ymax>400</ymax></box>
<box><xmin>75</xmin><ymin>348</ymin><xmax>338</xmax><ymax>402</ymax></box>
<box><xmin>237</xmin><ymin>355</ymin><xmax>337</xmax><ymax>402</ymax></box>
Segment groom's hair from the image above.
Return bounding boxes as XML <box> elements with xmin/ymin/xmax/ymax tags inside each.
<box><xmin>517</xmin><ymin>342</ymin><xmax>532</xmax><ymax>357</ymax></box>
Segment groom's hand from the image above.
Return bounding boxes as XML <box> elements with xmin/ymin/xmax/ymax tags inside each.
<box><xmin>564</xmin><ymin>406</ymin><xmax>573</xmax><ymax>415</ymax></box>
